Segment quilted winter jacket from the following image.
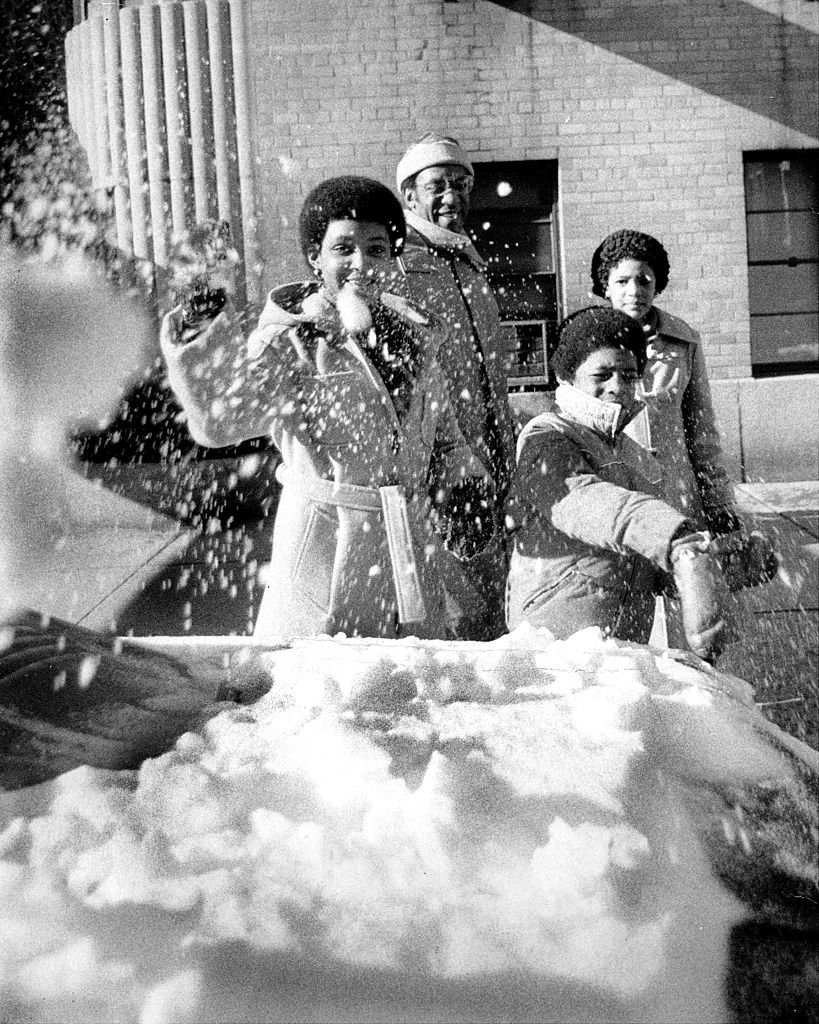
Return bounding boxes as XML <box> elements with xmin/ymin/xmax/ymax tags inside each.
<box><xmin>623</xmin><ymin>307</ymin><xmax>736</xmax><ymax>529</ymax></box>
<box><xmin>161</xmin><ymin>283</ymin><xmax>481</xmax><ymax>640</ymax></box>
<box><xmin>506</xmin><ymin>384</ymin><xmax>690</xmax><ymax>643</ymax></box>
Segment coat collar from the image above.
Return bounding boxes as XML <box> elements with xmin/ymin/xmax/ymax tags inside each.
<box><xmin>256</xmin><ymin>280</ymin><xmax>326</xmax><ymax>330</ymax></box>
<box><xmin>403</xmin><ymin>210</ymin><xmax>486</xmax><ymax>270</ymax></box>
<box><xmin>253</xmin><ymin>281</ymin><xmax>427</xmax><ymax>433</ymax></box>
<box><xmin>554</xmin><ymin>383</ymin><xmax>643</xmax><ymax>443</ymax></box>
<box><xmin>649</xmin><ymin>307</ymin><xmax>698</xmax><ymax>345</ymax></box>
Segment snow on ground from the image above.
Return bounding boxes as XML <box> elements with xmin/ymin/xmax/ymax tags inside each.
<box><xmin>1</xmin><ymin>625</ymin><xmax>815</xmax><ymax>1024</ymax></box>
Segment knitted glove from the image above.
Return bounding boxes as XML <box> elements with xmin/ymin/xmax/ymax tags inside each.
<box><xmin>710</xmin><ymin>530</ymin><xmax>779</xmax><ymax>592</ymax></box>
<box><xmin>179</xmin><ymin>285</ymin><xmax>228</xmax><ymax>329</ymax></box>
<box><xmin>704</xmin><ymin>504</ymin><xmax>744</xmax><ymax>537</ymax></box>
<box><xmin>168</xmin><ymin>221</ymin><xmax>236</xmax><ymax>329</ymax></box>
<box><xmin>669</xmin><ymin>530</ymin><xmax>730</xmax><ymax>664</ymax></box>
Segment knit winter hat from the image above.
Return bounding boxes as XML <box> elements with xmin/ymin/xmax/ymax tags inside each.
<box><xmin>396</xmin><ymin>133</ymin><xmax>475</xmax><ymax>192</ymax></box>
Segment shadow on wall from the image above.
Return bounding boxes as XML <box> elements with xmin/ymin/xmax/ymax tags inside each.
<box><xmin>486</xmin><ymin>0</ymin><xmax>817</xmax><ymax>138</ymax></box>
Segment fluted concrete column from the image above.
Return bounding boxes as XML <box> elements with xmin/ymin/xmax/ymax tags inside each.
<box><xmin>63</xmin><ymin>0</ymin><xmax>259</xmax><ymax>306</ymax></box>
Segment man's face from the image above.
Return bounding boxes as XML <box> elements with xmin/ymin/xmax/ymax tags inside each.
<box><xmin>403</xmin><ymin>164</ymin><xmax>473</xmax><ymax>234</ymax></box>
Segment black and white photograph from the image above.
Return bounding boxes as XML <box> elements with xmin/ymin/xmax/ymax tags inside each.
<box><xmin>1</xmin><ymin>1</ymin><xmax>817</xmax><ymax>1020</ymax></box>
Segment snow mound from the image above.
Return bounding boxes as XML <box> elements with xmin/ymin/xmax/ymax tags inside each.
<box><xmin>0</xmin><ymin>625</ymin><xmax>816</xmax><ymax>1023</ymax></box>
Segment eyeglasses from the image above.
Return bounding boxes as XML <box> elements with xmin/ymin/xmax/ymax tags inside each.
<box><xmin>419</xmin><ymin>175</ymin><xmax>474</xmax><ymax>198</ymax></box>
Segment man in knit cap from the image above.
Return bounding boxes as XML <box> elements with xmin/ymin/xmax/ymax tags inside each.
<box><xmin>395</xmin><ymin>133</ymin><xmax>516</xmax><ymax>640</ymax></box>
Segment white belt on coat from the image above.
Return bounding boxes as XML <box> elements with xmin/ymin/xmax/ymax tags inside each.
<box><xmin>276</xmin><ymin>465</ymin><xmax>428</xmax><ymax>624</ymax></box>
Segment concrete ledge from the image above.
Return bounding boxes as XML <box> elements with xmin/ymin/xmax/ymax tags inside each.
<box><xmin>712</xmin><ymin>375</ymin><xmax>819</xmax><ymax>484</ymax></box>
<box><xmin>734</xmin><ymin>480</ymin><xmax>819</xmax><ymax>515</ymax></box>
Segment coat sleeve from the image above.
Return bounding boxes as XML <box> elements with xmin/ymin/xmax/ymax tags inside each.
<box><xmin>680</xmin><ymin>338</ymin><xmax>738</xmax><ymax>527</ymax></box>
<box><xmin>397</xmin><ymin>235</ymin><xmax>516</xmax><ymax>498</ymax></box>
<box><xmin>380</xmin><ymin>291</ymin><xmax>493</xmax><ymax>493</ymax></box>
<box><xmin>160</xmin><ymin>302</ymin><xmax>310</xmax><ymax>448</ymax></box>
<box><xmin>428</xmin><ymin>356</ymin><xmax>492</xmax><ymax>491</ymax></box>
<box><xmin>516</xmin><ymin>429</ymin><xmax>690</xmax><ymax>571</ymax></box>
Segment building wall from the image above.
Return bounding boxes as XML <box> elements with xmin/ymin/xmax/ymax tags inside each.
<box><xmin>243</xmin><ymin>0</ymin><xmax>817</xmax><ymax>479</ymax></box>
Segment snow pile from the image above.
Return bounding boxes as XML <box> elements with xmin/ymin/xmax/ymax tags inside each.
<box><xmin>1</xmin><ymin>625</ymin><xmax>814</xmax><ymax>1023</ymax></box>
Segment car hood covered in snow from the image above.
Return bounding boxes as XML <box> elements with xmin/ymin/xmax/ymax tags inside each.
<box><xmin>0</xmin><ymin>624</ymin><xmax>816</xmax><ymax>1024</ymax></box>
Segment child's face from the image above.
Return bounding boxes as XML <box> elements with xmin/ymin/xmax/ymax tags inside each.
<box><xmin>309</xmin><ymin>219</ymin><xmax>396</xmax><ymax>303</ymax></box>
<box><xmin>570</xmin><ymin>346</ymin><xmax>641</xmax><ymax>418</ymax></box>
<box><xmin>605</xmin><ymin>258</ymin><xmax>657</xmax><ymax>323</ymax></box>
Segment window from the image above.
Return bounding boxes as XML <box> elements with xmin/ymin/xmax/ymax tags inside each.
<box><xmin>467</xmin><ymin>161</ymin><xmax>560</xmax><ymax>390</ymax></box>
<box><xmin>744</xmin><ymin>151</ymin><xmax>818</xmax><ymax>377</ymax></box>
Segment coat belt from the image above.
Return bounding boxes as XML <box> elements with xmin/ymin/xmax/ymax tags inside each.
<box><xmin>276</xmin><ymin>465</ymin><xmax>384</xmax><ymax>510</ymax></box>
<box><xmin>275</xmin><ymin>465</ymin><xmax>427</xmax><ymax>623</ymax></box>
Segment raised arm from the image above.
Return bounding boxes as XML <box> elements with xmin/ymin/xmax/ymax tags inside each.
<box><xmin>161</xmin><ymin>301</ymin><xmax>317</xmax><ymax>449</ymax></box>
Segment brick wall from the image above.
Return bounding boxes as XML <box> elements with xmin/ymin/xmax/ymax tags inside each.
<box><xmin>243</xmin><ymin>0</ymin><xmax>817</xmax><ymax>385</ymax></box>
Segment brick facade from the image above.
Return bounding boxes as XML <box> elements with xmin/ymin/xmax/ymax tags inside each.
<box><xmin>243</xmin><ymin>0</ymin><xmax>817</xmax><ymax>390</ymax></box>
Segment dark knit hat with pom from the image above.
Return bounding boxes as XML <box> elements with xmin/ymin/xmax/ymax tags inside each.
<box><xmin>551</xmin><ymin>306</ymin><xmax>648</xmax><ymax>381</ymax></box>
<box><xmin>299</xmin><ymin>176</ymin><xmax>406</xmax><ymax>260</ymax></box>
<box><xmin>590</xmin><ymin>229</ymin><xmax>670</xmax><ymax>298</ymax></box>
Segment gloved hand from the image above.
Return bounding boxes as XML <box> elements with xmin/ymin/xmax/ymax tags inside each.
<box><xmin>669</xmin><ymin>530</ymin><xmax>730</xmax><ymax>664</ymax></box>
<box><xmin>711</xmin><ymin>530</ymin><xmax>779</xmax><ymax>591</ymax></box>
<box><xmin>436</xmin><ymin>478</ymin><xmax>497</xmax><ymax>560</ymax></box>
<box><xmin>168</xmin><ymin>220</ymin><xmax>237</xmax><ymax>329</ymax></box>
<box><xmin>704</xmin><ymin>504</ymin><xmax>743</xmax><ymax>537</ymax></box>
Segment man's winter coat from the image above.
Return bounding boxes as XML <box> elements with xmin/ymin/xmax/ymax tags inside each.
<box><xmin>624</xmin><ymin>308</ymin><xmax>736</xmax><ymax>531</ymax></box>
<box><xmin>398</xmin><ymin>209</ymin><xmax>516</xmax><ymax>491</ymax></box>
<box><xmin>506</xmin><ymin>384</ymin><xmax>690</xmax><ymax>643</ymax></box>
<box><xmin>396</xmin><ymin>209</ymin><xmax>517</xmax><ymax>638</ymax></box>
<box><xmin>161</xmin><ymin>284</ymin><xmax>482</xmax><ymax>640</ymax></box>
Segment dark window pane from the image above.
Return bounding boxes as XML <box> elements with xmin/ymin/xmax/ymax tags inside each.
<box><xmin>472</xmin><ymin>218</ymin><xmax>554</xmax><ymax>273</ymax></box>
<box><xmin>489</xmin><ymin>272</ymin><xmax>557</xmax><ymax>321</ymax></box>
<box><xmin>744</xmin><ymin>155</ymin><xmax>818</xmax><ymax>213</ymax></box>
<box><xmin>746</xmin><ymin>210</ymin><xmax>819</xmax><ymax>263</ymax></box>
<box><xmin>751</xmin><ymin>313</ymin><xmax>819</xmax><ymax>366</ymax></box>
<box><xmin>470</xmin><ymin>162</ymin><xmax>555</xmax><ymax>210</ymax></box>
<box><xmin>745</xmin><ymin>152</ymin><xmax>818</xmax><ymax>373</ymax></box>
<box><xmin>748</xmin><ymin>262</ymin><xmax>819</xmax><ymax>315</ymax></box>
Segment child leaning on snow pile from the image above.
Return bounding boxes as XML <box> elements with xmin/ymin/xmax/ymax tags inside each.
<box><xmin>505</xmin><ymin>306</ymin><xmax>732</xmax><ymax>665</ymax></box>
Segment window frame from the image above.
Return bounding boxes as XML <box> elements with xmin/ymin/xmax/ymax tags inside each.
<box><xmin>467</xmin><ymin>160</ymin><xmax>561</xmax><ymax>392</ymax></box>
<box><xmin>743</xmin><ymin>149</ymin><xmax>819</xmax><ymax>379</ymax></box>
